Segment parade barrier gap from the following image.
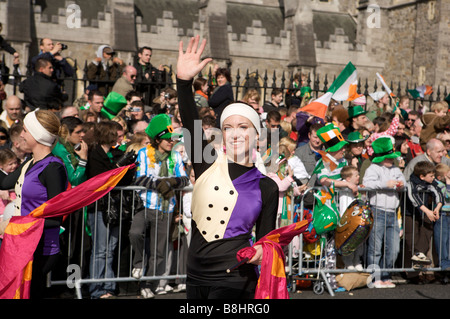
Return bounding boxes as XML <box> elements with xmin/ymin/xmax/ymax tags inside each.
<box><xmin>48</xmin><ymin>185</ymin><xmax>449</xmax><ymax>298</ymax></box>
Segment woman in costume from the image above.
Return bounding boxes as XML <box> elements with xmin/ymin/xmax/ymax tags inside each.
<box><xmin>0</xmin><ymin>110</ymin><xmax>68</xmax><ymax>299</ymax></box>
<box><xmin>177</xmin><ymin>36</ymin><xmax>278</xmax><ymax>299</ymax></box>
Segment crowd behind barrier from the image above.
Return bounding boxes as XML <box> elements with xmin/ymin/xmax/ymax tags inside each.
<box><xmin>47</xmin><ymin>185</ymin><xmax>450</xmax><ymax>299</ymax></box>
<box><xmin>1</xmin><ymin>35</ymin><xmax>450</xmax><ymax>300</ymax></box>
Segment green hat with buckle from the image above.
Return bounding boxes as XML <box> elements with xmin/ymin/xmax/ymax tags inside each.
<box><xmin>371</xmin><ymin>136</ymin><xmax>400</xmax><ymax>163</ymax></box>
<box><xmin>347</xmin><ymin>105</ymin><xmax>367</xmax><ymax>119</ymax></box>
<box><xmin>101</xmin><ymin>91</ymin><xmax>127</xmax><ymax>120</ymax></box>
<box><xmin>146</xmin><ymin>114</ymin><xmax>182</xmax><ymax>140</ymax></box>
<box><xmin>316</xmin><ymin>123</ymin><xmax>348</xmax><ymax>153</ymax></box>
<box><xmin>346</xmin><ymin>131</ymin><xmax>368</xmax><ymax>143</ymax></box>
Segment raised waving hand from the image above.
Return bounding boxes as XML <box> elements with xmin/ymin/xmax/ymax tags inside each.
<box><xmin>177</xmin><ymin>35</ymin><xmax>212</xmax><ymax>81</ymax></box>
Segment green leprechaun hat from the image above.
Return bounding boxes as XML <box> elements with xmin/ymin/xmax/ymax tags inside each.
<box><xmin>101</xmin><ymin>91</ymin><xmax>127</xmax><ymax>120</ymax></box>
<box><xmin>347</xmin><ymin>105</ymin><xmax>367</xmax><ymax>119</ymax></box>
<box><xmin>346</xmin><ymin>131</ymin><xmax>368</xmax><ymax>143</ymax></box>
<box><xmin>317</xmin><ymin>123</ymin><xmax>348</xmax><ymax>152</ymax></box>
<box><xmin>145</xmin><ymin>114</ymin><xmax>182</xmax><ymax>140</ymax></box>
<box><xmin>371</xmin><ymin>136</ymin><xmax>400</xmax><ymax>163</ymax></box>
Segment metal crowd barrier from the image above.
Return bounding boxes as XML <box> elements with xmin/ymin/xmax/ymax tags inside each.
<box><xmin>49</xmin><ymin>184</ymin><xmax>449</xmax><ymax>298</ymax></box>
<box><xmin>49</xmin><ymin>185</ymin><xmax>191</xmax><ymax>299</ymax></box>
<box><xmin>287</xmin><ymin>186</ymin><xmax>449</xmax><ymax>296</ymax></box>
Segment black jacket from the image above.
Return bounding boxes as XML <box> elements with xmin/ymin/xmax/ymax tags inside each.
<box><xmin>19</xmin><ymin>72</ymin><xmax>68</xmax><ymax>110</ymax></box>
<box><xmin>86</xmin><ymin>144</ymin><xmax>135</xmax><ymax>212</ymax></box>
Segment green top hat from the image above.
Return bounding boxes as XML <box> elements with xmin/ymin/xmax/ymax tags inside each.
<box><xmin>347</xmin><ymin>105</ymin><xmax>367</xmax><ymax>119</ymax></box>
<box><xmin>101</xmin><ymin>91</ymin><xmax>127</xmax><ymax>120</ymax></box>
<box><xmin>346</xmin><ymin>131</ymin><xmax>368</xmax><ymax>143</ymax></box>
<box><xmin>317</xmin><ymin>123</ymin><xmax>348</xmax><ymax>153</ymax></box>
<box><xmin>146</xmin><ymin>114</ymin><xmax>181</xmax><ymax>140</ymax></box>
<box><xmin>371</xmin><ymin>136</ymin><xmax>400</xmax><ymax>163</ymax></box>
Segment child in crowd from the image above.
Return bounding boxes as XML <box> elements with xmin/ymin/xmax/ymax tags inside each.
<box><xmin>279</xmin><ymin>137</ymin><xmax>310</xmax><ymax>182</ymax></box>
<box><xmin>363</xmin><ymin>136</ymin><xmax>406</xmax><ymax>288</ymax></box>
<box><xmin>266</xmin><ymin>144</ymin><xmax>305</xmax><ymax>228</ymax></box>
<box><xmin>431</xmin><ymin>163</ymin><xmax>450</xmax><ymax>271</ymax></box>
<box><xmin>0</xmin><ymin>149</ymin><xmax>19</xmax><ymax>246</ymax></box>
<box><xmin>420</xmin><ymin>101</ymin><xmax>450</xmax><ymax>150</ymax></box>
<box><xmin>339</xmin><ymin>165</ymin><xmax>364</xmax><ymax>271</ymax></box>
<box><xmin>406</xmin><ymin>161</ymin><xmax>443</xmax><ymax>269</ymax></box>
<box><xmin>313</xmin><ymin>123</ymin><xmax>356</xmax><ymax>291</ymax></box>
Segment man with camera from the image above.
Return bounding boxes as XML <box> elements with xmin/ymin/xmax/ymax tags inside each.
<box><xmin>133</xmin><ymin>46</ymin><xmax>166</xmax><ymax>103</ymax></box>
<box><xmin>30</xmin><ymin>38</ymin><xmax>75</xmax><ymax>80</ymax></box>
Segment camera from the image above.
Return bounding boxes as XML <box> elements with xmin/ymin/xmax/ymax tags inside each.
<box><xmin>164</xmin><ymin>93</ymin><xmax>170</xmax><ymax>99</ymax></box>
<box><xmin>60</xmin><ymin>43</ymin><xmax>68</xmax><ymax>50</ymax></box>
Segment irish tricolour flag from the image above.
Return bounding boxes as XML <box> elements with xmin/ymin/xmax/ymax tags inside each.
<box><xmin>376</xmin><ymin>73</ymin><xmax>395</xmax><ymax>97</ymax></box>
<box><xmin>300</xmin><ymin>62</ymin><xmax>360</xmax><ymax>119</ymax></box>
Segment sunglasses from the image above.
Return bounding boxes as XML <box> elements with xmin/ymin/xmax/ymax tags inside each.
<box><xmin>0</xmin><ymin>135</ymin><xmax>7</xmax><ymax>140</ymax></box>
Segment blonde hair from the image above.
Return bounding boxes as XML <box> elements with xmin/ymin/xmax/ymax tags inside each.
<box><xmin>242</xmin><ymin>89</ymin><xmax>261</xmax><ymax>104</ymax></box>
<box><xmin>279</xmin><ymin>136</ymin><xmax>296</xmax><ymax>152</ymax></box>
<box><xmin>126</xmin><ymin>142</ymin><xmax>145</xmax><ymax>154</ymax></box>
<box><xmin>280</xmin><ymin>120</ymin><xmax>292</xmax><ymax>135</ymax></box>
<box><xmin>435</xmin><ymin>163</ymin><xmax>450</xmax><ymax>179</ymax></box>
<box><xmin>130</xmin><ymin>131</ymin><xmax>150</xmax><ymax>145</ymax></box>
<box><xmin>431</xmin><ymin>101</ymin><xmax>449</xmax><ymax>113</ymax></box>
<box><xmin>35</xmin><ymin>110</ymin><xmax>61</xmax><ymax>137</ymax></box>
<box><xmin>112</xmin><ymin>115</ymin><xmax>128</xmax><ymax>132</ymax></box>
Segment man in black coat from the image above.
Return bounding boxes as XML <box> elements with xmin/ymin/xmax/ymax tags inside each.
<box><xmin>19</xmin><ymin>58</ymin><xmax>68</xmax><ymax>111</ymax></box>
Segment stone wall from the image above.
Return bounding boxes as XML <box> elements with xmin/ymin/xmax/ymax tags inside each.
<box><xmin>0</xmin><ymin>0</ymin><xmax>447</xmax><ymax>103</ymax></box>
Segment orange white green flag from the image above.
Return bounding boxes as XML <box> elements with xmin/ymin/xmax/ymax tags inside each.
<box><xmin>408</xmin><ymin>85</ymin><xmax>433</xmax><ymax>99</ymax></box>
<box><xmin>376</xmin><ymin>72</ymin><xmax>395</xmax><ymax>97</ymax></box>
<box><xmin>0</xmin><ymin>164</ymin><xmax>135</xmax><ymax>299</ymax></box>
<box><xmin>300</xmin><ymin>62</ymin><xmax>360</xmax><ymax>119</ymax></box>
<box><xmin>328</xmin><ymin>62</ymin><xmax>361</xmax><ymax>102</ymax></box>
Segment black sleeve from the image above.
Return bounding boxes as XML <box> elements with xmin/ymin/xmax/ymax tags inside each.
<box><xmin>0</xmin><ymin>158</ymin><xmax>31</xmax><ymax>190</ymax></box>
<box><xmin>39</xmin><ymin>162</ymin><xmax>68</xmax><ymax>200</ymax></box>
<box><xmin>177</xmin><ymin>77</ymin><xmax>215</xmax><ymax>178</ymax></box>
<box><xmin>0</xmin><ymin>35</ymin><xmax>16</xmax><ymax>55</ymax></box>
<box><xmin>39</xmin><ymin>161</ymin><xmax>68</xmax><ymax>229</ymax></box>
<box><xmin>208</xmin><ymin>84</ymin><xmax>234</xmax><ymax>109</ymax></box>
<box><xmin>254</xmin><ymin>177</ymin><xmax>279</xmax><ymax>240</ymax></box>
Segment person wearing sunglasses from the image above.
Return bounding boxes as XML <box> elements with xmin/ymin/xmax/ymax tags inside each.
<box><xmin>111</xmin><ymin>65</ymin><xmax>137</xmax><ymax>98</ymax></box>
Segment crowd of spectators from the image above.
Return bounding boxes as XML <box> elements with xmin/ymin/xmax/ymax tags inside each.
<box><xmin>0</xmin><ymin>33</ymin><xmax>450</xmax><ymax>298</ymax></box>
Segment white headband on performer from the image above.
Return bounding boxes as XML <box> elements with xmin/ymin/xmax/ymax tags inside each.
<box><xmin>220</xmin><ymin>103</ymin><xmax>261</xmax><ymax>135</ymax></box>
<box><xmin>23</xmin><ymin>111</ymin><xmax>56</xmax><ymax>147</ymax></box>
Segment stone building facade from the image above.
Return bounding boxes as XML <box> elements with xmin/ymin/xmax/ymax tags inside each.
<box><xmin>0</xmin><ymin>0</ymin><xmax>448</xmax><ymax>101</ymax></box>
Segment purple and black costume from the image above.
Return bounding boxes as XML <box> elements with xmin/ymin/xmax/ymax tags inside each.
<box><xmin>177</xmin><ymin>78</ymin><xmax>278</xmax><ymax>297</ymax></box>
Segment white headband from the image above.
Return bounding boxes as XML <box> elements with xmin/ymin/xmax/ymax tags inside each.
<box><xmin>220</xmin><ymin>103</ymin><xmax>261</xmax><ymax>135</ymax></box>
<box><xmin>23</xmin><ymin>111</ymin><xmax>57</xmax><ymax>147</ymax></box>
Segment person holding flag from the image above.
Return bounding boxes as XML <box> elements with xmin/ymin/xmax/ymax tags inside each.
<box><xmin>0</xmin><ymin>110</ymin><xmax>68</xmax><ymax>299</ymax></box>
<box><xmin>176</xmin><ymin>36</ymin><xmax>279</xmax><ymax>299</ymax></box>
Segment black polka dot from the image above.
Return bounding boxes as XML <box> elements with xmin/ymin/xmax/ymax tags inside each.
<box><xmin>214</xmin><ymin>186</ymin><xmax>219</xmax><ymax>191</ymax></box>
<box><xmin>229</xmin><ymin>190</ymin><xmax>234</xmax><ymax>195</ymax></box>
<box><xmin>206</xmin><ymin>217</ymin><xmax>211</xmax><ymax>221</ymax></box>
<box><xmin>224</xmin><ymin>207</ymin><xmax>228</xmax><ymax>211</ymax></box>
<box><xmin>208</xmin><ymin>204</ymin><xmax>213</xmax><ymax>208</ymax></box>
<box><xmin>220</xmin><ymin>220</ymin><xmax>225</xmax><ymax>224</ymax></box>
<box><xmin>202</xmin><ymin>231</ymin><xmax>207</xmax><ymax>235</ymax></box>
<box><xmin>215</xmin><ymin>235</ymin><xmax>219</xmax><ymax>239</ymax></box>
